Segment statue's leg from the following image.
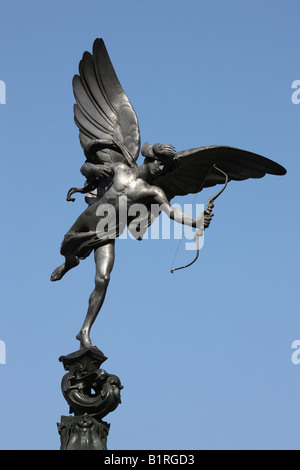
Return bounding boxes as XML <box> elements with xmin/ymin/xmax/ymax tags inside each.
<box><xmin>51</xmin><ymin>255</ymin><xmax>79</xmax><ymax>281</ymax></box>
<box><xmin>76</xmin><ymin>240</ymin><xmax>115</xmax><ymax>349</ymax></box>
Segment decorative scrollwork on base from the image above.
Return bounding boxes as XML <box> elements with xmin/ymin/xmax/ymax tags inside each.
<box><xmin>58</xmin><ymin>347</ymin><xmax>123</xmax><ymax>450</ymax></box>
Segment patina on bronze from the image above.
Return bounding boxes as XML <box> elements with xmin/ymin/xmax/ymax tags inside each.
<box><xmin>52</xmin><ymin>38</ymin><xmax>286</xmax><ymax>449</ymax></box>
<box><xmin>51</xmin><ymin>38</ymin><xmax>286</xmax><ymax>350</ymax></box>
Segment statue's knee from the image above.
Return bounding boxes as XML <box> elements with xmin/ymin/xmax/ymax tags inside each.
<box><xmin>95</xmin><ymin>274</ymin><xmax>110</xmax><ymax>290</ymax></box>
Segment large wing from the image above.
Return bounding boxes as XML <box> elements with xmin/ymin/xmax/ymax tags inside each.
<box><xmin>128</xmin><ymin>145</ymin><xmax>286</xmax><ymax>241</ymax></box>
<box><xmin>73</xmin><ymin>38</ymin><xmax>140</xmax><ymax>164</ymax></box>
<box><xmin>153</xmin><ymin>145</ymin><xmax>287</xmax><ymax>201</ymax></box>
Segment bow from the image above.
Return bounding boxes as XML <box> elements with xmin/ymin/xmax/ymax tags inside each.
<box><xmin>170</xmin><ymin>165</ymin><xmax>229</xmax><ymax>273</ymax></box>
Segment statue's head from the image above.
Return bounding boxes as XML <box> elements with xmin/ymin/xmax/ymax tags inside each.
<box><xmin>141</xmin><ymin>142</ymin><xmax>176</xmax><ymax>177</ymax></box>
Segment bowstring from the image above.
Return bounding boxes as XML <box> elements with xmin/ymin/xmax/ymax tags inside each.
<box><xmin>170</xmin><ymin>165</ymin><xmax>214</xmax><ymax>272</ymax></box>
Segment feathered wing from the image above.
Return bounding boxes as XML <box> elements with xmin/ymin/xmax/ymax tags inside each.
<box><xmin>129</xmin><ymin>145</ymin><xmax>287</xmax><ymax>241</ymax></box>
<box><xmin>153</xmin><ymin>145</ymin><xmax>287</xmax><ymax>201</ymax></box>
<box><xmin>73</xmin><ymin>38</ymin><xmax>141</xmax><ymax>164</ymax></box>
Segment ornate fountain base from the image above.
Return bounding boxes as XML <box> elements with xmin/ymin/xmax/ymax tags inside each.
<box><xmin>58</xmin><ymin>414</ymin><xmax>110</xmax><ymax>450</ymax></box>
<box><xmin>57</xmin><ymin>347</ymin><xmax>123</xmax><ymax>450</ymax></box>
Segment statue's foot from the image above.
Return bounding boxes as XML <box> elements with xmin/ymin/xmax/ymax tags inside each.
<box><xmin>50</xmin><ymin>258</ymin><xmax>79</xmax><ymax>281</ymax></box>
<box><xmin>50</xmin><ymin>264</ymin><xmax>66</xmax><ymax>281</ymax></box>
<box><xmin>76</xmin><ymin>330</ymin><xmax>93</xmax><ymax>350</ymax></box>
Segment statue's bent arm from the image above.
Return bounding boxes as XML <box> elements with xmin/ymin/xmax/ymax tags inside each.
<box><xmin>80</xmin><ymin>162</ymin><xmax>114</xmax><ymax>181</ymax></box>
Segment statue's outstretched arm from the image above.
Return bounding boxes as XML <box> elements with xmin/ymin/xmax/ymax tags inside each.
<box><xmin>151</xmin><ymin>187</ymin><xmax>212</xmax><ymax>229</ymax></box>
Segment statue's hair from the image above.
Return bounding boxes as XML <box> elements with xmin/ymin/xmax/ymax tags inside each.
<box><xmin>141</xmin><ymin>142</ymin><xmax>176</xmax><ymax>160</ymax></box>
<box><xmin>152</xmin><ymin>143</ymin><xmax>176</xmax><ymax>159</ymax></box>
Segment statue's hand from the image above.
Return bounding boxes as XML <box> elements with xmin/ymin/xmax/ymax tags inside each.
<box><xmin>196</xmin><ymin>209</ymin><xmax>214</xmax><ymax>232</ymax></box>
<box><xmin>96</xmin><ymin>164</ymin><xmax>114</xmax><ymax>179</ymax></box>
<box><xmin>204</xmin><ymin>208</ymin><xmax>214</xmax><ymax>229</ymax></box>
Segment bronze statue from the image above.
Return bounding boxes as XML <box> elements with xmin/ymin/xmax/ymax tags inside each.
<box><xmin>51</xmin><ymin>38</ymin><xmax>286</xmax><ymax>350</ymax></box>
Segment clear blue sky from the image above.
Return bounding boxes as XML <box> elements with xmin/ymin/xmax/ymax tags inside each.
<box><xmin>0</xmin><ymin>0</ymin><xmax>299</xmax><ymax>450</ymax></box>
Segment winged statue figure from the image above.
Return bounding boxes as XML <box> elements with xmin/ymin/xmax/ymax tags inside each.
<box><xmin>51</xmin><ymin>38</ymin><xmax>286</xmax><ymax>350</ymax></box>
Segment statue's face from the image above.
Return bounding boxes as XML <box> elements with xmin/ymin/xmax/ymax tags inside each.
<box><xmin>146</xmin><ymin>156</ymin><xmax>173</xmax><ymax>178</ymax></box>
